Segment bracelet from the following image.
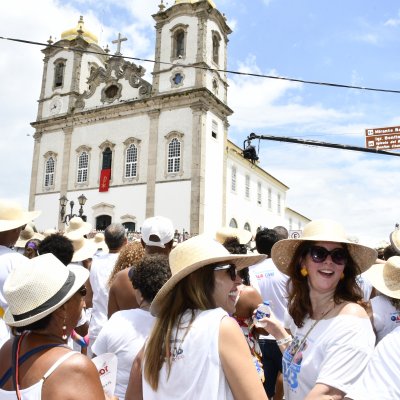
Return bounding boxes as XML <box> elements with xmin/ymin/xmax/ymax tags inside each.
<box><xmin>276</xmin><ymin>335</ymin><xmax>293</xmax><ymax>346</ymax></box>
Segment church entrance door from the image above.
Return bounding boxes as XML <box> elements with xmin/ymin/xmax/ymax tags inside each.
<box><xmin>96</xmin><ymin>215</ymin><xmax>112</xmax><ymax>231</ymax></box>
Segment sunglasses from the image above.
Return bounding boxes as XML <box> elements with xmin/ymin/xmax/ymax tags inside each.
<box><xmin>308</xmin><ymin>245</ymin><xmax>348</xmax><ymax>265</ymax></box>
<box><xmin>78</xmin><ymin>285</ymin><xmax>87</xmax><ymax>297</ymax></box>
<box><xmin>213</xmin><ymin>264</ymin><xmax>237</xmax><ymax>281</ymax></box>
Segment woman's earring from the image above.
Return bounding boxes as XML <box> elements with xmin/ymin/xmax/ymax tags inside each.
<box><xmin>300</xmin><ymin>267</ymin><xmax>308</xmax><ymax>277</ymax></box>
<box><xmin>340</xmin><ymin>272</ymin><xmax>345</xmax><ymax>280</ymax></box>
<box><xmin>62</xmin><ymin>315</ymin><xmax>68</xmax><ymax>341</ymax></box>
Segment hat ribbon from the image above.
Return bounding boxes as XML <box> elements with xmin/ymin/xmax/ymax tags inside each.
<box><xmin>12</xmin><ymin>271</ymin><xmax>75</xmax><ymax>321</ymax></box>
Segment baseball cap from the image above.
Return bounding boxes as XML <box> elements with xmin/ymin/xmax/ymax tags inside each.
<box><xmin>141</xmin><ymin>216</ymin><xmax>174</xmax><ymax>248</ymax></box>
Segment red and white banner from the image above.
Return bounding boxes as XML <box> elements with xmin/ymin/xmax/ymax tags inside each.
<box><xmin>99</xmin><ymin>169</ymin><xmax>111</xmax><ymax>192</ymax></box>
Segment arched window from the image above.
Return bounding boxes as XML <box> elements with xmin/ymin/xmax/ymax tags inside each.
<box><xmin>168</xmin><ymin>138</ymin><xmax>181</xmax><ymax>173</ymax></box>
<box><xmin>54</xmin><ymin>62</ymin><xmax>65</xmax><ymax>88</ymax></box>
<box><xmin>229</xmin><ymin>218</ymin><xmax>238</xmax><ymax>228</ymax></box>
<box><xmin>175</xmin><ymin>30</ymin><xmax>185</xmax><ymax>58</ymax></box>
<box><xmin>44</xmin><ymin>157</ymin><xmax>55</xmax><ymax>187</ymax></box>
<box><xmin>244</xmin><ymin>222</ymin><xmax>251</xmax><ymax>232</ymax></box>
<box><xmin>125</xmin><ymin>144</ymin><xmax>138</xmax><ymax>178</ymax></box>
<box><xmin>77</xmin><ymin>152</ymin><xmax>89</xmax><ymax>183</ymax></box>
<box><xmin>102</xmin><ymin>147</ymin><xmax>112</xmax><ymax>170</ymax></box>
<box><xmin>212</xmin><ymin>34</ymin><xmax>220</xmax><ymax>65</ymax></box>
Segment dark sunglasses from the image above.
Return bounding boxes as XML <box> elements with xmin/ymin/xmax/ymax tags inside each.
<box><xmin>213</xmin><ymin>264</ymin><xmax>237</xmax><ymax>281</ymax></box>
<box><xmin>308</xmin><ymin>245</ymin><xmax>348</xmax><ymax>265</ymax></box>
<box><xmin>78</xmin><ymin>285</ymin><xmax>87</xmax><ymax>297</ymax></box>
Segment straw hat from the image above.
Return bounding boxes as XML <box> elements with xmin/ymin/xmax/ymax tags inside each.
<box><xmin>215</xmin><ymin>227</ymin><xmax>252</xmax><ymax>245</ymax></box>
<box><xmin>43</xmin><ymin>228</ymin><xmax>57</xmax><ymax>237</ymax></box>
<box><xmin>150</xmin><ymin>235</ymin><xmax>266</xmax><ymax>316</ymax></box>
<box><xmin>271</xmin><ymin>219</ymin><xmax>377</xmax><ymax>274</ymax></box>
<box><xmin>71</xmin><ymin>236</ymin><xmax>98</xmax><ymax>262</ymax></box>
<box><xmin>390</xmin><ymin>229</ymin><xmax>400</xmax><ymax>254</ymax></box>
<box><xmin>3</xmin><ymin>253</ymin><xmax>88</xmax><ymax>327</ymax></box>
<box><xmin>90</xmin><ymin>232</ymin><xmax>109</xmax><ymax>253</ymax></box>
<box><xmin>0</xmin><ymin>200</ymin><xmax>41</xmax><ymax>232</ymax></box>
<box><xmin>15</xmin><ymin>225</ymin><xmax>44</xmax><ymax>248</ymax></box>
<box><xmin>364</xmin><ymin>256</ymin><xmax>400</xmax><ymax>299</ymax></box>
<box><xmin>64</xmin><ymin>217</ymin><xmax>92</xmax><ymax>239</ymax></box>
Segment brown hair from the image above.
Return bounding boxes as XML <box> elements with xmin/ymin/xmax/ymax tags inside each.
<box><xmin>108</xmin><ymin>241</ymin><xmax>145</xmax><ymax>286</ymax></box>
<box><xmin>143</xmin><ymin>265</ymin><xmax>215</xmax><ymax>390</ymax></box>
<box><xmin>287</xmin><ymin>241</ymin><xmax>363</xmax><ymax>328</ymax></box>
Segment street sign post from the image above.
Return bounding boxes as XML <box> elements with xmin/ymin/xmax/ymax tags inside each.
<box><xmin>365</xmin><ymin>126</ymin><xmax>400</xmax><ymax>150</ymax></box>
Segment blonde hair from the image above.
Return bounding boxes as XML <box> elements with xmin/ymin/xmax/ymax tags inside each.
<box><xmin>143</xmin><ymin>266</ymin><xmax>216</xmax><ymax>390</ymax></box>
<box><xmin>108</xmin><ymin>241</ymin><xmax>145</xmax><ymax>286</ymax></box>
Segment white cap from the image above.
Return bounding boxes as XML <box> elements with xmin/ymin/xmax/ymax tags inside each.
<box><xmin>141</xmin><ymin>216</ymin><xmax>174</xmax><ymax>248</ymax></box>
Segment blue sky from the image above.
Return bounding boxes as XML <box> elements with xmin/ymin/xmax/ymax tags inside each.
<box><xmin>1</xmin><ymin>0</ymin><xmax>399</xmax><ymax>245</ymax></box>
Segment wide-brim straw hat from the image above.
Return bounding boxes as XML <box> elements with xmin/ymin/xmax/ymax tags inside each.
<box><xmin>90</xmin><ymin>232</ymin><xmax>109</xmax><ymax>253</ymax></box>
<box><xmin>71</xmin><ymin>236</ymin><xmax>98</xmax><ymax>262</ymax></box>
<box><xmin>0</xmin><ymin>200</ymin><xmax>41</xmax><ymax>232</ymax></box>
<box><xmin>3</xmin><ymin>253</ymin><xmax>89</xmax><ymax>327</ymax></box>
<box><xmin>364</xmin><ymin>256</ymin><xmax>400</xmax><ymax>299</ymax></box>
<box><xmin>43</xmin><ymin>228</ymin><xmax>57</xmax><ymax>237</ymax></box>
<box><xmin>389</xmin><ymin>229</ymin><xmax>400</xmax><ymax>254</ymax></box>
<box><xmin>215</xmin><ymin>227</ymin><xmax>253</xmax><ymax>245</ymax></box>
<box><xmin>15</xmin><ymin>225</ymin><xmax>45</xmax><ymax>248</ymax></box>
<box><xmin>64</xmin><ymin>217</ymin><xmax>92</xmax><ymax>239</ymax></box>
<box><xmin>271</xmin><ymin>219</ymin><xmax>377</xmax><ymax>274</ymax></box>
<box><xmin>150</xmin><ymin>235</ymin><xmax>266</xmax><ymax>316</ymax></box>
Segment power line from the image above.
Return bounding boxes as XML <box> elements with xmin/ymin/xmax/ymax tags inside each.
<box><xmin>1</xmin><ymin>35</ymin><xmax>400</xmax><ymax>94</ymax></box>
<box><xmin>244</xmin><ymin>133</ymin><xmax>400</xmax><ymax>158</ymax></box>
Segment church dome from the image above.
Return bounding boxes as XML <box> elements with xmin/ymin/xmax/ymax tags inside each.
<box><xmin>61</xmin><ymin>16</ymin><xmax>98</xmax><ymax>44</ymax></box>
<box><xmin>174</xmin><ymin>0</ymin><xmax>216</xmax><ymax>7</ymax></box>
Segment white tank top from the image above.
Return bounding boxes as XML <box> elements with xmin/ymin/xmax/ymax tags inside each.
<box><xmin>0</xmin><ymin>351</ymin><xmax>78</xmax><ymax>399</ymax></box>
<box><xmin>143</xmin><ymin>308</ymin><xmax>234</xmax><ymax>400</ymax></box>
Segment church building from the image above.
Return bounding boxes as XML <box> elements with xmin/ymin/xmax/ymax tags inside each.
<box><xmin>28</xmin><ymin>0</ymin><xmax>309</xmax><ymax>235</ymax></box>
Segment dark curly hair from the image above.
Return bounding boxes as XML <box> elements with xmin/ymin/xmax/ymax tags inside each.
<box><xmin>129</xmin><ymin>254</ymin><xmax>171</xmax><ymax>302</ymax></box>
<box><xmin>38</xmin><ymin>234</ymin><xmax>74</xmax><ymax>266</ymax></box>
<box><xmin>255</xmin><ymin>228</ymin><xmax>279</xmax><ymax>256</ymax></box>
<box><xmin>287</xmin><ymin>241</ymin><xmax>363</xmax><ymax>328</ymax></box>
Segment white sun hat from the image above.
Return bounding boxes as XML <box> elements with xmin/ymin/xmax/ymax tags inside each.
<box><xmin>271</xmin><ymin>219</ymin><xmax>377</xmax><ymax>274</ymax></box>
<box><xmin>90</xmin><ymin>232</ymin><xmax>109</xmax><ymax>253</ymax></box>
<box><xmin>71</xmin><ymin>236</ymin><xmax>98</xmax><ymax>262</ymax></box>
<box><xmin>3</xmin><ymin>253</ymin><xmax>89</xmax><ymax>327</ymax></box>
<box><xmin>64</xmin><ymin>217</ymin><xmax>92</xmax><ymax>240</ymax></box>
<box><xmin>150</xmin><ymin>235</ymin><xmax>266</xmax><ymax>316</ymax></box>
<box><xmin>0</xmin><ymin>200</ymin><xmax>41</xmax><ymax>232</ymax></box>
<box><xmin>215</xmin><ymin>227</ymin><xmax>252</xmax><ymax>245</ymax></box>
<box><xmin>15</xmin><ymin>225</ymin><xmax>45</xmax><ymax>248</ymax></box>
<box><xmin>363</xmin><ymin>256</ymin><xmax>400</xmax><ymax>299</ymax></box>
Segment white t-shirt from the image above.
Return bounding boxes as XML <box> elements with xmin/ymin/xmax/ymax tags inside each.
<box><xmin>345</xmin><ymin>325</ymin><xmax>400</xmax><ymax>400</ymax></box>
<box><xmin>88</xmin><ymin>252</ymin><xmax>119</xmax><ymax>343</ymax></box>
<box><xmin>143</xmin><ymin>308</ymin><xmax>234</xmax><ymax>400</ymax></box>
<box><xmin>0</xmin><ymin>246</ymin><xmax>27</xmax><ymax>309</ymax></box>
<box><xmin>249</xmin><ymin>258</ymin><xmax>289</xmax><ymax>340</ymax></box>
<box><xmin>92</xmin><ymin>309</ymin><xmax>154</xmax><ymax>399</ymax></box>
<box><xmin>283</xmin><ymin>314</ymin><xmax>375</xmax><ymax>400</ymax></box>
<box><xmin>356</xmin><ymin>273</ymin><xmax>373</xmax><ymax>301</ymax></box>
<box><xmin>371</xmin><ymin>294</ymin><xmax>400</xmax><ymax>343</ymax></box>
<box><xmin>0</xmin><ymin>318</ymin><xmax>10</xmax><ymax>348</ymax></box>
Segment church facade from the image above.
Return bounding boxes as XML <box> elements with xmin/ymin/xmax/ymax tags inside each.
<box><xmin>28</xmin><ymin>0</ymin><xmax>309</xmax><ymax>235</ymax></box>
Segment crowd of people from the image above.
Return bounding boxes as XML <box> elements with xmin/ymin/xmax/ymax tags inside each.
<box><xmin>0</xmin><ymin>198</ymin><xmax>399</xmax><ymax>399</ymax></box>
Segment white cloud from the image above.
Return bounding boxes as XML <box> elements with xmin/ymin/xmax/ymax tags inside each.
<box><xmin>384</xmin><ymin>18</ymin><xmax>400</xmax><ymax>27</ymax></box>
<box><xmin>227</xmin><ymin>55</ymin><xmax>398</xmax><ymax>246</ymax></box>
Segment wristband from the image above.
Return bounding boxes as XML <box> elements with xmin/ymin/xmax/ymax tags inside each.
<box><xmin>276</xmin><ymin>335</ymin><xmax>292</xmax><ymax>346</ymax></box>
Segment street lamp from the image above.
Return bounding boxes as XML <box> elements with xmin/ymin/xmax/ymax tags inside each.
<box><xmin>59</xmin><ymin>194</ymin><xmax>87</xmax><ymax>224</ymax></box>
